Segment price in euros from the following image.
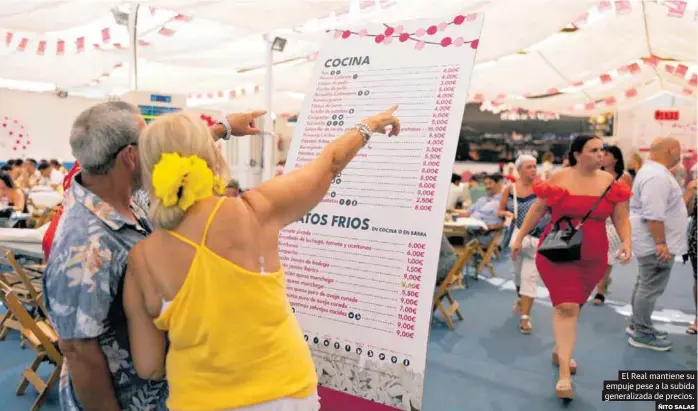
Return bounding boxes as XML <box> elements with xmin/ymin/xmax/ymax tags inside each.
<box><xmin>398</xmin><ymin>313</ymin><xmax>417</xmax><ymax>322</ymax></box>
<box><xmin>401</xmin><ymin>290</ymin><xmax>420</xmax><ymax>298</ymax></box>
<box><xmin>401</xmin><ymin>297</ymin><xmax>419</xmax><ymax>306</ymax></box>
<box><xmin>400</xmin><ymin>305</ymin><xmax>417</xmax><ymax>314</ymax></box>
<box><xmin>397</xmin><ymin>322</ymin><xmax>416</xmax><ymax>331</ymax></box>
<box><xmin>397</xmin><ymin>330</ymin><xmax>415</xmax><ymax>339</ymax></box>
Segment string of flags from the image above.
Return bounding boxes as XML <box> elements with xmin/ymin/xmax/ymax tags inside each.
<box><xmin>1</xmin><ymin>11</ymin><xmax>192</xmax><ymax>56</ymax></box>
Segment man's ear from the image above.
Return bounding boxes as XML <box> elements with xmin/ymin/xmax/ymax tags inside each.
<box><xmin>127</xmin><ymin>146</ymin><xmax>140</xmax><ymax>169</ymax></box>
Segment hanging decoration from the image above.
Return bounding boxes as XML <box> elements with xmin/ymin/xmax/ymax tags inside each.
<box><xmin>0</xmin><ymin>117</ymin><xmax>31</xmax><ymax>157</ymax></box>
<box><xmin>0</xmin><ymin>11</ymin><xmax>193</xmax><ymax>57</ymax></box>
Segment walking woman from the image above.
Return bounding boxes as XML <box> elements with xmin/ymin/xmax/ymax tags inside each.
<box><xmin>593</xmin><ymin>145</ymin><xmax>633</xmax><ymax>305</ymax></box>
<box><xmin>498</xmin><ymin>154</ymin><xmax>549</xmax><ymax>333</ymax></box>
<box><xmin>511</xmin><ymin>135</ymin><xmax>632</xmax><ymax>401</ymax></box>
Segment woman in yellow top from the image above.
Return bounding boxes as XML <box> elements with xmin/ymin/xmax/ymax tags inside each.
<box><xmin>123</xmin><ymin>107</ymin><xmax>401</xmax><ymax>411</ymax></box>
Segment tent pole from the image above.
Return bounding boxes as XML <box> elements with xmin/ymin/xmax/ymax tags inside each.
<box><xmin>262</xmin><ymin>33</ymin><xmax>274</xmax><ymax>181</ymax></box>
<box><xmin>128</xmin><ymin>5</ymin><xmax>140</xmax><ymax>90</ymax></box>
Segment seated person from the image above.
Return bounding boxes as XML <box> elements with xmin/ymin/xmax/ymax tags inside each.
<box><xmin>37</xmin><ymin>161</ymin><xmax>61</xmax><ymax>190</ymax></box>
<box><xmin>0</xmin><ymin>171</ymin><xmax>28</xmax><ymax>228</ymax></box>
<box><xmin>448</xmin><ymin>173</ymin><xmax>504</xmax><ymax>247</ymax></box>
<box><xmin>436</xmin><ymin>235</ymin><xmax>458</xmax><ymax>286</ymax></box>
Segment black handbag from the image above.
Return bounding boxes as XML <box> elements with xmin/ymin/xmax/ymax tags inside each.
<box><xmin>538</xmin><ymin>184</ymin><xmax>613</xmax><ymax>263</ymax></box>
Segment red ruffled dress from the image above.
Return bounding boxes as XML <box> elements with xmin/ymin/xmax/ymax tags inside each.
<box><xmin>533</xmin><ymin>181</ymin><xmax>632</xmax><ymax>306</ymax></box>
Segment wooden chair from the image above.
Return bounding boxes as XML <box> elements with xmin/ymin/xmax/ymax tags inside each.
<box><xmin>0</xmin><ymin>248</ymin><xmax>46</xmax><ymax>317</ymax></box>
<box><xmin>432</xmin><ymin>240</ymin><xmax>478</xmax><ymax>330</ymax></box>
<box><xmin>473</xmin><ymin>228</ymin><xmax>503</xmax><ymax>279</ymax></box>
<box><xmin>0</xmin><ymin>284</ymin><xmax>62</xmax><ymax>411</ymax></box>
<box><xmin>0</xmin><ymin>248</ymin><xmax>47</xmax><ymax>342</ymax></box>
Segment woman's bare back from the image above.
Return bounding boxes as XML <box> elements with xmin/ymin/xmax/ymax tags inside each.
<box><xmin>132</xmin><ymin>196</ymin><xmax>283</xmax><ymax>316</ymax></box>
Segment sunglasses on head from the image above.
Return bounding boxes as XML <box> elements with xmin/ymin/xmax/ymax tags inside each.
<box><xmin>111</xmin><ymin>143</ymin><xmax>138</xmax><ymax>159</ymax></box>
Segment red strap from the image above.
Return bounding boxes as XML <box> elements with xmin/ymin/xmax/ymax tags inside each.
<box><xmin>42</xmin><ymin>162</ymin><xmax>80</xmax><ymax>260</ymax></box>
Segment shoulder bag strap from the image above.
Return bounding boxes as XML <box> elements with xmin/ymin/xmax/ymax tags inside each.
<box><xmin>511</xmin><ymin>183</ymin><xmax>519</xmax><ymax>220</ymax></box>
<box><xmin>576</xmin><ymin>183</ymin><xmax>613</xmax><ymax>229</ymax></box>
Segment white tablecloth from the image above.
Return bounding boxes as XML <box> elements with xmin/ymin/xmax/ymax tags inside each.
<box><xmin>444</xmin><ymin>217</ymin><xmax>487</xmax><ymax>230</ymax></box>
<box><xmin>0</xmin><ymin>224</ymin><xmax>48</xmax><ymax>259</ymax></box>
<box><xmin>28</xmin><ymin>190</ymin><xmax>62</xmax><ymax>208</ymax></box>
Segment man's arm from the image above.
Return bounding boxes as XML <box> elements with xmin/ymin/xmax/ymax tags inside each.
<box><xmin>44</xmin><ymin>237</ymin><xmax>124</xmax><ymax>411</ymax></box>
<box><xmin>638</xmin><ymin>176</ymin><xmax>671</xmax><ymax>260</ymax></box>
<box><xmin>209</xmin><ymin>111</ymin><xmax>266</xmax><ymax>141</ymax></box>
<box><xmin>58</xmin><ymin>339</ymin><xmax>122</xmax><ymax>411</ymax></box>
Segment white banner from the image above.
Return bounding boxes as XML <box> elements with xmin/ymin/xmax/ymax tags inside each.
<box><xmin>280</xmin><ymin>14</ymin><xmax>484</xmax><ymax>411</ymax></box>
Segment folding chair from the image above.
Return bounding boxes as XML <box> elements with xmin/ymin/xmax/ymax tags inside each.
<box><xmin>0</xmin><ymin>248</ymin><xmax>47</xmax><ymax>343</ymax></box>
<box><xmin>432</xmin><ymin>240</ymin><xmax>478</xmax><ymax>330</ymax></box>
<box><xmin>0</xmin><ymin>248</ymin><xmax>46</xmax><ymax>317</ymax></box>
<box><xmin>474</xmin><ymin>228</ymin><xmax>503</xmax><ymax>279</ymax></box>
<box><xmin>0</xmin><ymin>284</ymin><xmax>63</xmax><ymax>411</ymax></box>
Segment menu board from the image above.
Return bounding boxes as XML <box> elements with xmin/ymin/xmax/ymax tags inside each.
<box><xmin>280</xmin><ymin>15</ymin><xmax>484</xmax><ymax>411</ymax></box>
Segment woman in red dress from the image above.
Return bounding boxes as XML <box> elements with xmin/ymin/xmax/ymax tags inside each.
<box><xmin>511</xmin><ymin>135</ymin><xmax>632</xmax><ymax>401</ymax></box>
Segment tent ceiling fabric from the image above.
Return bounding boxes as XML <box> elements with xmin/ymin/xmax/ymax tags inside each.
<box><xmin>0</xmin><ymin>0</ymin><xmax>696</xmax><ymax>114</ymax></box>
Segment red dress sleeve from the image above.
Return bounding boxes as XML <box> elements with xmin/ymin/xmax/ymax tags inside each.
<box><xmin>533</xmin><ymin>181</ymin><xmax>568</xmax><ymax>206</ymax></box>
<box><xmin>606</xmin><ymin>180</ymin><xmax>632</xmax><ymax>204</ymax></box>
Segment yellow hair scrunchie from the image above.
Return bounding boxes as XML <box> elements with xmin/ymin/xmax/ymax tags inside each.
<box><xmin>152</xmin><ymin>153</ymin><xmax>224</xmax><ymax>212</ymax></box>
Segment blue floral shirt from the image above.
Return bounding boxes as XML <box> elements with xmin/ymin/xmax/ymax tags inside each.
<box><xmin>43</xmin><ymin>176</ymin><xmax>167</xmax><ymax>411</ymax></box>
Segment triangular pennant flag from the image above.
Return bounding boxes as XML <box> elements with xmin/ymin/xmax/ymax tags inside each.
<box><xmin>665</xmin><ymin>0</ymin><xmax>687</xmax><ymax>17</ymax></box>
<box><xmin>57</xmin><ymin>39</ymin><xmax>65</xmax><ymax>55</ymax></box>
<box><xmin>615</xmin><ymin>1</ymin><xmax>632</xmax><ymax>15</ymax></box>
<box><xmin>625</xmin><ymin>88</ymin><xmax>638</xmax><ymax>98</ymax></box>
<box><xmin>37</xmin><ymin>40</ymin><xmax>46</xmax><ymax>55</ymax></box>
<box><xmin>76</xmin><ymin>36</ymin><xmax>85</xmax><ymax>52</ymax></box>
<box><xmin>17</xmin><ymin>38</ymin><xmax>28</xmax><ymax>51</ymax></box>
<box><xmin>102</xmin><ymin>28</ymin><xmax>111</xmax><ymax>43</ymax></box>
<box><xmin>5</xmin><ymin>32</ymin><xmax>13</xmax><ymax>46</ymax></box>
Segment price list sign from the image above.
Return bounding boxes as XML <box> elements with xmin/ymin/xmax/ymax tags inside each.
<box><xmin>280</xmin><ymin>15</ymin><xmax>484</xmax><ymax>411</ymax></box>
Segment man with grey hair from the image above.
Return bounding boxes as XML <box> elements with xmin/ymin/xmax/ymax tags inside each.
<box><xmin>627</xmin><ymin>136</ymin><xmax>687</xmax><ymax>351</ymax></box>
<box><xmin>43</xmin><ymin>101</ymin><xmax>265</xmax><ymax>411</ymax></box>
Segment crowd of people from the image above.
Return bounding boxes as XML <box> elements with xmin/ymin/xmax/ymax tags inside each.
<box><xmin>0</xmin><ymin>99</ymin><xmax>695</xmax><ymax>410</ymax></box>
<box><xmin>443</xmin><ymin>136</ymin><xmax>697</xmax><ymax>401</ymax></box>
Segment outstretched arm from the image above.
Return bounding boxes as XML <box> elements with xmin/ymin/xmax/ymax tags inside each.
<box><xmin>243</xmin><ymin>106</ymin><xmax>401</xmax><ymax>229</ymax></box>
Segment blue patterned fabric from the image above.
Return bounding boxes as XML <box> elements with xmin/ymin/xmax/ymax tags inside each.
<box><xmin>505</xmin><ymin>193</ymin><xmax>549</xmax><ymax>238</ymax></box>
<box><xmin>43</xmin><ymin>175</ymin><xmax>167</xmax><ymax>411</ymax></box>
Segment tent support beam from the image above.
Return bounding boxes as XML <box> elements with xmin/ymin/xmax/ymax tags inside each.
<box><xmin>127</xmin><ymin>4</ymin><xmax>140</xmax><ymax>90</ymax></box>
<box><xmin>640</xmin><ymin>0</ymin><xmax>665</xmax><ymax>90</ymax></box>
<box><xmin>537</xmin><ymin>51</ymin><xmax>593</xmax><ymax>102</ymax></box>
<box><xmin>262</xmin><ymin>33</ymin><xmax>275</xmax><ymax>181</ymax></box>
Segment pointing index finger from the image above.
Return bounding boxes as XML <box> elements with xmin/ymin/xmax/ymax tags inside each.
<box><xmin>386</xmin><ymin>105</ymin><xmax>399</xmax><ymax>114</ymax></box>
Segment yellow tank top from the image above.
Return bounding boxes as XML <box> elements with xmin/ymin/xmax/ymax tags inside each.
<box><xmin>153</xmin><ymin>197</ymin><xmax>317</xmax><ymax>410</ymax></box>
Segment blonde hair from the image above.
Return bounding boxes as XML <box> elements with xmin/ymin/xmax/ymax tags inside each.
<box><xmin>139</xmin><ymin>112</ymin><xmax>230</xmax><ymax>229</ymax></box>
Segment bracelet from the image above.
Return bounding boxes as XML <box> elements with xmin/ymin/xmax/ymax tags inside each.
<box><xmin>353</xmin><ymin>123</ymin><xmax>372</xmax><ymax>146</ymax></box>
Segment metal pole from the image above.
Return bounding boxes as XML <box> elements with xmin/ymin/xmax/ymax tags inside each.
<box><xmin>127</xmin><ymin>5</ymin><xmax>140</xmax><ymax>90</ymax></box>
<box><xmin>262</xmin><ymin>33</ymin><xmax>274</xmax><ymax>181</ymax></box>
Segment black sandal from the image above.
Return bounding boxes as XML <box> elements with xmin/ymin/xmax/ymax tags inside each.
<box><xmin>592</xmin><ymin>293</ymin><xmax>605</xmax><ymax>305</ymax></box>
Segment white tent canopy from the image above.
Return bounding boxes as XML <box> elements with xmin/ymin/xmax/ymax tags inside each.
<box><xmin>0</xmin><ymin>0</ymin><xmax>696</xmax><ymax>115</ymax></box>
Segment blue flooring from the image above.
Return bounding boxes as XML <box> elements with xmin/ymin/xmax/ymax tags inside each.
<box><xmin>1</xmin><ymin>255</ymin><xmax>695</xmax><ymax>411</ymax></box>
